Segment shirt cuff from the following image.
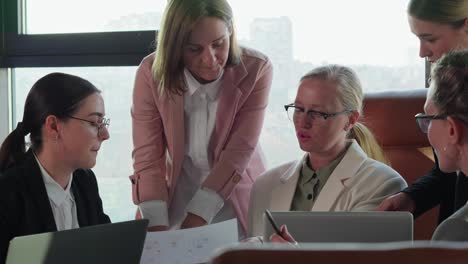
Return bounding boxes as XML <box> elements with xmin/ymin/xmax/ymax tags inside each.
<box><xmin>139</xmin><ymin>200</ymin><xmax>169</xmax><ymax>227</ymax></box>
<box><xmin>186</xmin><ymin>188</ymin><xmax>224</xmax><ymax>224</ymax></box>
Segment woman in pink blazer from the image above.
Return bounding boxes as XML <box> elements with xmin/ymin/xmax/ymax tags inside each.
<box><xmin>130</xmin><ymin>0</ymin><xmax>272</xmax><ymax>235</ymax></box>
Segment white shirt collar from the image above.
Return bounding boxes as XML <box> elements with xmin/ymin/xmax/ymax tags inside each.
<box><xmin>34</xmin><ymin>153</ymin><xmax>74</xmax><ymax>206</ymax></box>
<box><xmin>184</xmin><ymin>68</ymin><xmax>223</xmax><ymax>101</ymax></box>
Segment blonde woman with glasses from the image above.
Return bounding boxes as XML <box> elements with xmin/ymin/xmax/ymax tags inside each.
<box><xmin>247</xmin><ymin>65</ymin><xmax>407</xmax><ymax>241</ymax></box>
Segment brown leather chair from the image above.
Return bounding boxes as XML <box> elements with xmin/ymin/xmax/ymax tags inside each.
<box><xmin>210</xmin><ymin>242</ymin><xmax>468</xmax><ymax>264</ymax></box>
<box><xmin>362</xmin><ymin>88</ymin><xmax>436</xmax><ymax>240</ymax></box>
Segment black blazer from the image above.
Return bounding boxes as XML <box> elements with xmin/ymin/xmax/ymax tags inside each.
<box><xmin>0</xmin><ymin>151</ymin><xmax>110</xmax><ymax>263</ymax></box>
<box><xmin>403</xmin><ymin>153</ymin><xmax>468</xmax><ymax>223</ymax></box>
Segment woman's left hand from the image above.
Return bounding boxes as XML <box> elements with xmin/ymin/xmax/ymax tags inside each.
<box><xmin>180</xmin><ymin>213</ymin><xmax>207</xmax><ymax>229</ymax></box>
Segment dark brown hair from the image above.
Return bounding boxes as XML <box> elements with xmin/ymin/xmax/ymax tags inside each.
<box><xmin>430</xmin><ymin>50</ymin><xmax>468</xmax><ymax>123</ymax></box>
<box><xmin>0</xmin><ymin>72</ymin><xmax>100</xmax><ymax>172</ymax></box>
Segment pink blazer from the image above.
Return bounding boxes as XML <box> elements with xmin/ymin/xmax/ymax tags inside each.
<box><xmin>130</xmin><ymin>47</ymin><xmax>273</xmax><ymax>231</ymax></box>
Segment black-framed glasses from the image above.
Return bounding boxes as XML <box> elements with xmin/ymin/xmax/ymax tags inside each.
<box><xmin>66</xmin><ymin>115</ymin><xmax>110</xmax><ymax>136</ymax></box>
<box><xmin>415</xmin><ymin>113</ymin><xmax>447</xmax><ymax>134</ymax></box>
<box><xmin>284</xmin><ymin>104</ymin><xmax>351</xmax><ymax>123</ymax></box>
<box><xmin>415</xmin><ymin>113</ymin><xmax>468</xmax><ymax>134</ymax></box>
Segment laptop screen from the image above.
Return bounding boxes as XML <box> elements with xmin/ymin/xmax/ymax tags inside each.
<box><xmin>6</xmin><ymin>219</ymin><xmax>148</xmax><ymax>264</ymax></box>
<box><xmin>263</xmin><ymin>211</ymin><xmax>413</xmax><ymax>243</ymax></box>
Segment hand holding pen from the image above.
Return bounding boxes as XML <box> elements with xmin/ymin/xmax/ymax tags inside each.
<box><xmin>265</xmin><ymin>210</ymin><xmax>298</xmax><ymax>246</ymax></box>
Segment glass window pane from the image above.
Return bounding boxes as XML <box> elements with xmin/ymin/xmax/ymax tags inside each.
<box><xmin>25</xmin><ymin>0</ymin><xmax>167</xmax><ymax>33</ymax></box>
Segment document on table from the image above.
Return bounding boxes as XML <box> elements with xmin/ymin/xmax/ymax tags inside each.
<box><xmin>140</xmin><ymin>219</ymin><xmax>238</xmax><ymax>264</ymax></box>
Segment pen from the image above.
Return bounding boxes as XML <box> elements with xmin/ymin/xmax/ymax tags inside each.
<box><xmin>265</xmin><ymin>209</ymin><xmax>283</xmax><ymax>238</ymax></box>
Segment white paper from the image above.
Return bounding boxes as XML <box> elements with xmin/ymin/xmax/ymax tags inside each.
<box><xmin>140</xmin><ymin>219</ymin><xmax>238</xmax><ymax>264</ymax></box>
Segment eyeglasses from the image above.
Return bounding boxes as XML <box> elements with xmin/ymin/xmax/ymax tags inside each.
<box><xmin>415</xmin><ymin>113</ymin><xmax>468</xmax><ymax>134</ymax></box>
<box><xmin>284</xmin><ymin>104</ymin><xmax>351</xmax><ymax>123</ymax></box>
<box><xmin>66</xmin><ymin>115</ymin><xmax>110</xmax><ymax>136</ymax></box>
<box><xmin>415</xmin><ymin>113</ymin><xmax>447</xmax><ymax>134</ymax></box>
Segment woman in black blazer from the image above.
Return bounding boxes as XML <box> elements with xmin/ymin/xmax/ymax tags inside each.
<box><xmin>377</xmin><ymin>0</ymin><xmax>468</xmax><ymax>222</ymax></box>
<box><xmin>0</xmin><ymin>73</ymin><xmax>111</xmax><ymax>263</ymax></box>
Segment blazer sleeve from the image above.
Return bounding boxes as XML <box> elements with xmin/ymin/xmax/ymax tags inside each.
<box><xmin>74</xmin><ymin>170</ymin><xmax>111</xmax><ymax>225</ymax></box>
<box><xmin>0</xmin><ymin>205</ymin><xmax>11</xmax><ymax>264</ymax></box>
<box><xmin>402</xmin><ymin>154</ymin><xmax>457</xmax><ymax>218</ymax></box>
<box><xmin>0</xmin><ymin>173</ymin><xmax>19</xmax><ymax>264</ymax></box>
<box><xmin>88</xmin><ymin>170</ymin><xmax>111</xmax><ymax>224</ymax></box>
<box><xmin>0</xmin><ymin>179</ymin><xmax>11</xmax><ymax>263</ymax></box>
<box><xmin>349</xmin><ymin>165</ymin><xmax>408</xmax><ymax>211</ymax></box>
<box><xmin>202</xmin><ymin>57</ymin><xmax>273</xmax><ymax>199</ymax></box>
<box><xmin>130</xmin><ymin>57</ymin><xmax>169</xmax><ymax>204</ymax></box>
<box><xmin>247</xmin><ymin>170</ymin><xmax>275</xmax><ymax>237</ymax></box>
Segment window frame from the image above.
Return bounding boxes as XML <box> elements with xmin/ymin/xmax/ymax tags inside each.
<box><xmin>0</xmin><ymin>0</ymin><xmax>157</xmax><ymax>140</ymax></box>
<box><xmin>1</xmin><ymin>0</ymin><xmax>156</xmax><ymax>68</ymax></box>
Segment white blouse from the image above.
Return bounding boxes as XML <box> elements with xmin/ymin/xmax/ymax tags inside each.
<box><xmin>35</xmin><ymin>154</ymin><xmax>79</xmax><ymax>231</ymax></box>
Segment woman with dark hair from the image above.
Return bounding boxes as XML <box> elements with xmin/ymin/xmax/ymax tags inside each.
<box><xmin>416</xmin><ymin>50</ymin><xmax>468</xmax><ymax>240</ymax></box>
<box><xmin>131</xmin><ymin>0</ymin><xmax>272</xmax><ymax>236</ymax></box>
<box><xmin>0</xmin><ymin>73</ymin><xmax>111</xmax><ymax>262</ymax></box>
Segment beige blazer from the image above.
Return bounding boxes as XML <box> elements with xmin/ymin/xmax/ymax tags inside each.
<box><xmin>130</xmin><ymin>47</ymin><xmax>273</xmax><ymax>231</ymax></box>
<box><xmin>247</xmin><ymin>140</ymin><xmax>408</xmax><ymax>236</ymax></box>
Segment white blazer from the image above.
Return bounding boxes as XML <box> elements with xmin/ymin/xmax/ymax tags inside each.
<box><xmin>247</xmin><ymin>140</ymin><xmax>408</xmax><ymax>236</ymax></box>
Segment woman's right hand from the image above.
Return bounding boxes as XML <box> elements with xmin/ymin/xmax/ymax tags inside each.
<box><xmin>269</xmin><ymin>225</ymin><xmax>298</xmax><ymax>246</ymax></box>
<box><xmin>376</xmin><ymin>192</ymin><xmax>416</xmax><ymax>212</ymax></box>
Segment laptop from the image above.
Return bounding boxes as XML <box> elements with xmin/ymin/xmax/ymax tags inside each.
<box><xmin>264</xmin><ymin>211</ymin><xmax>413</xmax><ymax>243</ymax></box>
<box><xmin>6</xmin><ymin>219</ymin><xmax>149</xmax><ymax>264</ymax></box>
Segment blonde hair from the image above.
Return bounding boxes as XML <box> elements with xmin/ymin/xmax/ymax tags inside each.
<box><xmin>408</xmin><ymin>0</ymin><xmax>468</xmax><ymax>28</ymax></box>
<box><xmin>301</xmin><ymin>65</ymin><xmax>389</xmax><ymax>164</ymax></box>
<box><xmin>348</xmin><ymin>123</ymin><xmax>389</xmax><ymax>165</ymax></box>
<box><xmin>152</xmin><ymin>0</ymin><xmax>241</xmax><ymax>96</ymax></box>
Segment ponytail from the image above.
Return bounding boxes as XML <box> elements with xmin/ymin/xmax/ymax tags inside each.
<box><xmin>0</xmin><ymin>123</ymin><xmax>28</xmax><ymax>172</ymax></box>
<box><xmin>349</xmin><ymin>122</ymin><xmax>389</xmax><ymax>165</ymax></box>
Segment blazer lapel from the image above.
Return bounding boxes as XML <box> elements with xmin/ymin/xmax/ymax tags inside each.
<box><xmin>166</xmin><ymin>94</ymin><xmax>185</xmax><ymax>198</ymax></box>
<box><xmin>270</xmin><ymin>158</ymin><xmax>304</xmax><ymax>211</ymax></box>
<box><xmin>71</xmin><ymin>176</ymin><xmax>88</xmax><ymax>227</ymax></box>
<box><xmin>209</xmin><ymin>64</ymin><xmax>247</xmax><ymax>163</ymax></box>
<box><xmin>23</xmin><ymin>151</ymin><xmax>57</xmax><ymax>232</ymax></box>
<box><xmin>312</xmin><ymin>140</ymin><xmax>366</xmax><ymax>211</ymax></box>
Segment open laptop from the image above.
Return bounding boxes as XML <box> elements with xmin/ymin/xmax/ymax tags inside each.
<box><xmin>264</xmin><ymin>211</ymin><xmax>413</xmax><ymax>243</ymax></box>
<box><xmin>6</xmin><ymin>219</ymin><xmax>149</xmax><ymax>264</ymax></box>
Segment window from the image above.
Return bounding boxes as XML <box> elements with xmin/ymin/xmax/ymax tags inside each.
<box><xmin>25</xmin><ymin>0</ymin><xmax>167</xmax><ymax>33</ymax></box>
<box><xmin>3</xmin><ymin>0</ymin><xmax>423</xmax><ymax>222</ymax></box>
